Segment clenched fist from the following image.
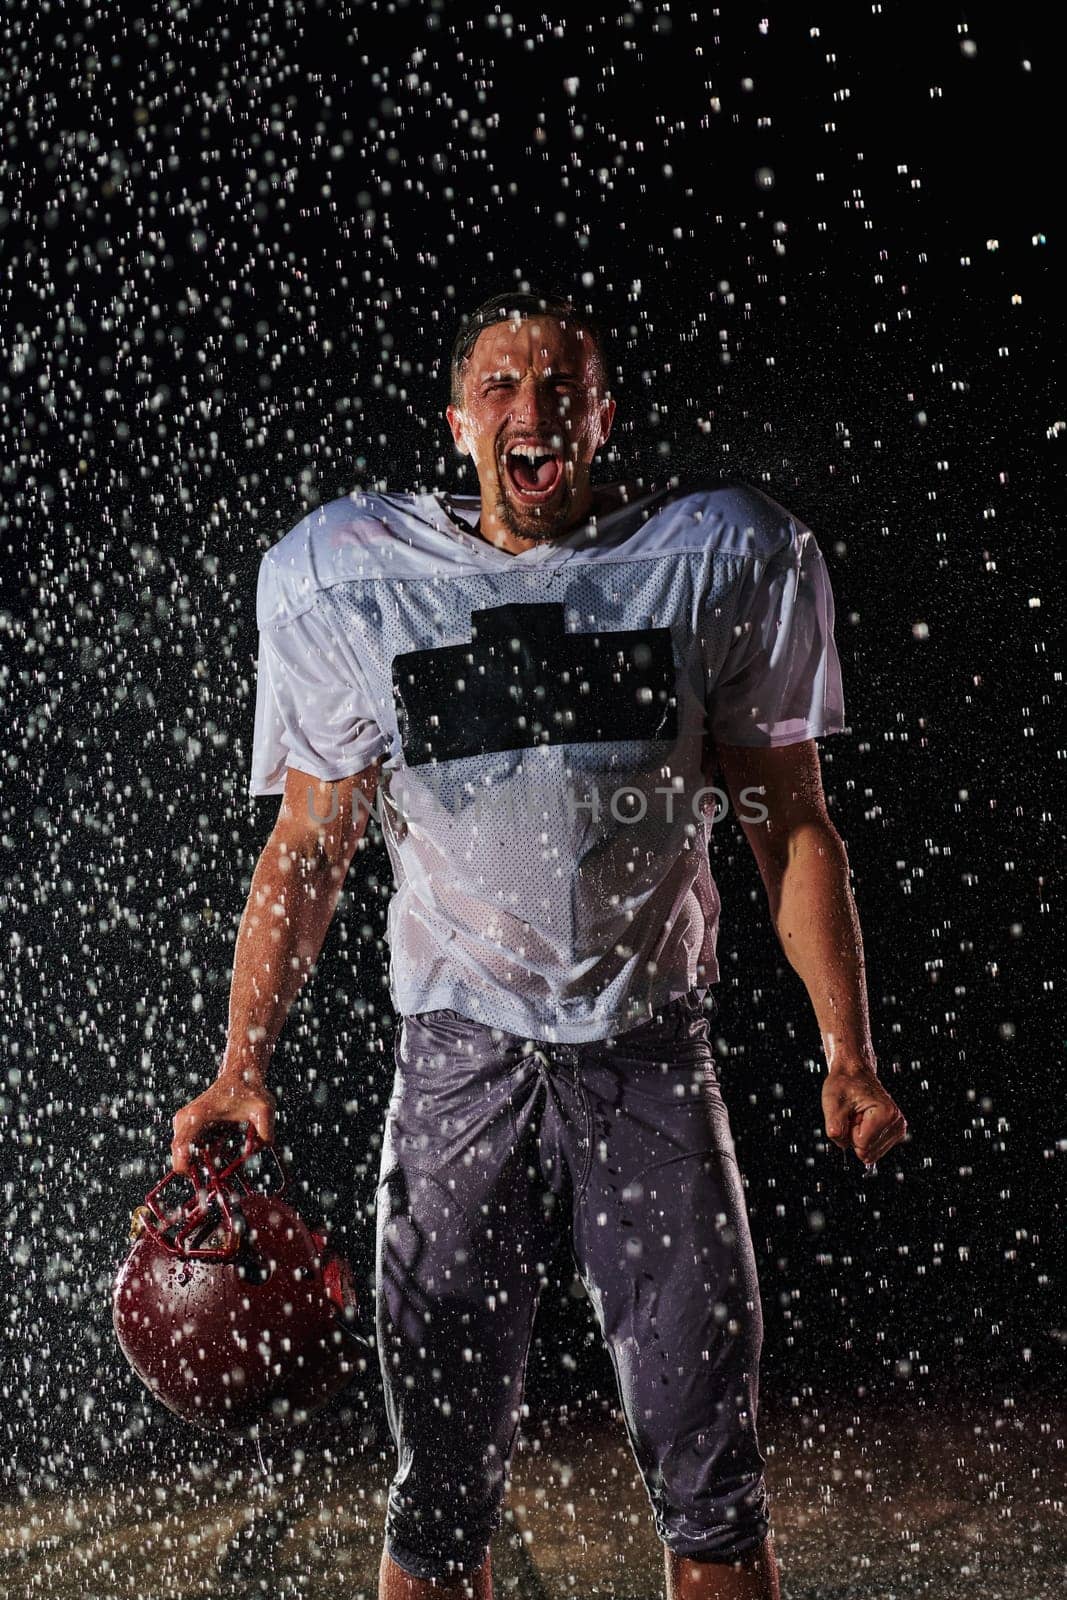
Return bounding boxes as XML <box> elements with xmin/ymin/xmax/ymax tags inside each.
<box><xmin>822</xmin><ymin>1062</ymin><xmax>907</xmax><ymax>1167</ymax></box>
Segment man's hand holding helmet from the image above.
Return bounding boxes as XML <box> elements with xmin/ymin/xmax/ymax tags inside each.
<box><xmin>171</xmin><ymin>1064</ymin><xmax>276</xmax><ymax>1179</ymax></box>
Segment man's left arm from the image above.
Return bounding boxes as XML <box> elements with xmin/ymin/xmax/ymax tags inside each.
<box><xmin>711</xmin><ymin>737</ymin><xmax>908</xmax><ymax>1167</ymax></box>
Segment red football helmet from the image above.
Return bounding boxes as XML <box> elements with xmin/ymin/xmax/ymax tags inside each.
<box><xmin>112</xmin><ymin>1124</ymin><xmax>369</xmax><ymax>1435</ymax></box>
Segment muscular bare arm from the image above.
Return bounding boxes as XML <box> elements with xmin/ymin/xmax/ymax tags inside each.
<box><xmin>711</xmin><ymin>738</ymin><xmax>907</xmax><ymax>1166</ymax></box>
<box><xmin>170</xmin><ymin>763</ymin><xmax>379</xmax><ymax>1175</ymax></box>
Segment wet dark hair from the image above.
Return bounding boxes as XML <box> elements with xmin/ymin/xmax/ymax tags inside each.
<box><xmin>449</xmin><ymin>288</ymin><xmax>609</xmax><ymax>405</ymax></box>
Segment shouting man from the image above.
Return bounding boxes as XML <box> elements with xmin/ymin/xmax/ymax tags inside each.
<box><xmin>173</xmin><ymin>288</ymin><xmax>907</xmax><ymax>1600</ymax></box>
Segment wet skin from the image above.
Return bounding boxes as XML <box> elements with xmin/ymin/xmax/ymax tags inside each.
<box><xmin>445</xmin><ymin>313</ymin><xmax>616</xmax><ymax>554</ymax></box>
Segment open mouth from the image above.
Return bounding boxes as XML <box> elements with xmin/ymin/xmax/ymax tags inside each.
<box><xmin>502</xmin><ymin>443</ymin><xmax>565</xmax><ymax>504</ymax></box>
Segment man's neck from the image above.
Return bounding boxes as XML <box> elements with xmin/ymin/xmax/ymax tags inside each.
<box><xmin>442</xmin><ymin>482</ymin><xmax>639</xmax><ymax>555</ymax></box>
<box><xmin>474</xmin><ymin>484</ymin><xmax>613</xmax><ymax>556</ymax></box>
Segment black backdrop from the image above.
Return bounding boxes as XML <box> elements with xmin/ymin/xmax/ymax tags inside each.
<box><xmin>0</xmin><ymin>2</ymin><xmax>1061</xmax><ymax>1492</ymax></box>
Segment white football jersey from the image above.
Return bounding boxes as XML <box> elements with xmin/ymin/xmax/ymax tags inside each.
<box><xmin>249</xmin><ymin>479</ymin><xmax>846</xmax><ymax>1042</ymax></box>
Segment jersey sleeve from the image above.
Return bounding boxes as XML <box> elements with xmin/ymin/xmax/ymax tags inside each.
<box><xmin>708</xmin><ymin>523</ymin><xmax>846</xmax><ymax>748</ymax></box>
<box><xmin>249</xmin><ymin>574</ymin><xmax>389</xmax><ymax>797</ymax></box>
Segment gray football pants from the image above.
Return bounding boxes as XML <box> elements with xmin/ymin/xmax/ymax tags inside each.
<box><xmin>374</xmin><ymin>988</ymin><xmax>770</xmax><ymax>1581</ymax></box>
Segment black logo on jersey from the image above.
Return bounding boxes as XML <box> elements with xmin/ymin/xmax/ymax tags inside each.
<box><xmin>391</xmin><ymin>602</ymin><xmax>678</xmax><ymax>766</ymax></box>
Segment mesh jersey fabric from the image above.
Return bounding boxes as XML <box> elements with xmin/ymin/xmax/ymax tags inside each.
<box><xmin>248</xmin><ymin>477</ymin><xmax>846</xmax><ymax>1043</ymax></box>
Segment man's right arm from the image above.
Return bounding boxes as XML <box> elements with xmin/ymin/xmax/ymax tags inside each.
<box><xmin>170</xmin><ymin>762</ymin><xmax>379</xmax><ymax>1176</ymax></box>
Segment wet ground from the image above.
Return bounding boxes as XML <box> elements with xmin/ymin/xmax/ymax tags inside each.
<box><xmin>1</xmin><ymin>1398</ymin><xmax>1062</xmax><ymax>1599</ymax></box>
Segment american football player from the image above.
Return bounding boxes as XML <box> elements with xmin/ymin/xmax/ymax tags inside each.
<box><xmin>172</xmin><ymin>288</ymin><xmax>907</xmax><ymax>1600</ymax></box>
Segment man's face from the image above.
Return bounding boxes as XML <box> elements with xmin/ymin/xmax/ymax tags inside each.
<box><xmin>445</xmin><ymin>314</ymin><xmax>615</xmax><ymax>544</ymax></box>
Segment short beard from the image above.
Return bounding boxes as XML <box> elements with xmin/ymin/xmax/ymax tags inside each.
<box><xmin>491</xmin><ymin>469</ymin><xmax>573</xmax><ymax>544</ymax></box>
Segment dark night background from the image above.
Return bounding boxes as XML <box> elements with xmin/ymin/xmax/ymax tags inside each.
<box><xmin>0</xmin><ymin>1</ymin><xmax>1061</xmax><ymax>1496</ymax></box>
